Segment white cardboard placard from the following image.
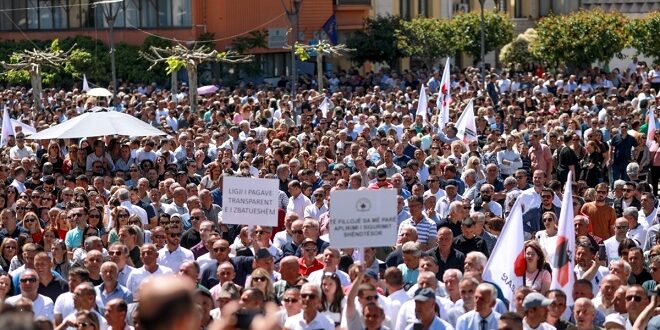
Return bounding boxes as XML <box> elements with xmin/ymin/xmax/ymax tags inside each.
<box><xmin>329</xmin><ymin>189</ymin><xmax>398</xmax><ymax>248</ymax></box>
<box><xmin>222</xmin><ymin>177</ymin><xmax>279</xmax><ymax>226</ymax></box>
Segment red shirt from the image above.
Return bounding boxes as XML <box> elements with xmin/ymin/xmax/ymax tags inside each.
<box><xmin>298</xmin><ymin>258</ymin><xmax>324</xmax><ymax>277</ymax></box>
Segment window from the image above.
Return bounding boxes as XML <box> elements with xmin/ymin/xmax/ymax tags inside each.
<box><xmin>400</xmin><ymin>0</ymin><xmax>411</xmax><ymax>20</ymax></box>
<box><xmin>514</xmin><ymin>0</ymin><xmax>523</xmax><ymax>18</ymax></box>
<box><xmin>0</xmin><ymin>0</ymin><xmax>191</xmax><ymax>31</ymax></box>
<box><xmin>418</xmin><ymin>0</ymin><xmax>428</xmax><ymax>17</ymax></box>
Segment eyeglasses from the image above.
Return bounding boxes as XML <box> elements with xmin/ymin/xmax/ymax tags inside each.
<box><xmin>252</xmin><ymin>277</ymin><xmax>268</xmax><ymax>282</ymax></box>
<box><xmin>291</xmin><ymin>230</ymin><xmax>303</xmax><ymax>235</ymax></box>
<box><xmin>363</xmin><ymin>295</ymin><xmax>378</xmax><ymax>301</ymax></box>
<box><xmin>168</xmin><ymin>232</ymin><xmax>181</xmax><ymax>238</ymax></box>
<box><xmin>623</xmin><ymin>188</ymin><xmax>633</xmax><ymax>192</ymax></box>
<box><xmin>283</xmin><ymin>298</ymin><xmax>299</xmax><ymax>303</ymax></box>
<box><xmin>254</xmin><ymin>230</ymin><xmax>271</xmax><ymax>235</ymax></box>
<box><xmin>20</xmin><ymin>277</ymin><xmax>38</xmax><ymax>283</ymax></box>
<box><xmin>542</xmin><ymin>218</ymin><xmax>554</xmax><ymax>223</ymax></box>
<box><xmin>88</xmin><ymin>214</ymin><xmax>101</xmax><ymax>219</ymax></box>
<box><xmin>108</xmin><ymin>251</ymin><xmax>123</xmax><ymax>256</ymax></box>
<box><xmin>76</xmin><ymin>322</ymin><xmax>92</xmax><ymax>329</ymax></box>
<box><xmin>626</xmin><ymin>295</ymin><xmax>642</xmax><ymax>302</ymax></box>
<box><xmin>213</xmin><ymin>247</ymin><xmax>229</xmax><ymax>252</ymax></box>
<box><xmin>24</xmin><ymin>218</ymin><xmax>37</xmax><ymax>223</ymax></box>
<box><xmin>71</xmin><ymin>213</ymin><xmax>84</xmax><ymax>218</ymax></box>
<box><xmin>615</xmin><ymin>225</ymin><xmax>629</xmax><ymax>230</ymax></box>
<box><xmin>4</xmin><ymin>246</ymin><xmax>17</xmax><ymax>250</ymax></box>
<box><xmin>300</xmin><ymin>293</ymin><xmax>317</xmax><ymax>300</ymax></box>
<box><xmin>118</xmin><ymin>213</ymin><xmax>130</xmax><ymax>218</ymax></box>
<box><xmin>541</xmin><ymin>195</ymin><xmax>553</xmax><ymax>200</ymax></box>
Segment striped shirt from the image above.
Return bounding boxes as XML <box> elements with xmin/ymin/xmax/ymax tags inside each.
<box><xmin>398</xmin><ymin>216</ymin><xmax>438</xmax><ymax>245</ymax></box>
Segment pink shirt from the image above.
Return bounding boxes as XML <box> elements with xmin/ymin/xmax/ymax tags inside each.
<box><xmin>650</xmin><ymin>141</ymin><xmax>660</xmax><ymax>166</ymax></box>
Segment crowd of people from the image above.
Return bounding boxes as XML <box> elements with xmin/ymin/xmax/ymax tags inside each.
<box><xmin>0</xmin><ymin>59</ymin><xmax>659</xmax><ymax>330</ymax></box>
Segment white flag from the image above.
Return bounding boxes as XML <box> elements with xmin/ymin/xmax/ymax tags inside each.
<box><xmin>82</xmin><ymin>74</ymin><xmax>90</xmax><ymax>92</ymax></box>
<box><xmin>11</xmin><ymin>119</ymin><xmax>37</xmax><ymax>136</ymax></box>
<box><xmin>647</xmin><ymin>108</ymin><xmax>656</xmax><ymax>148</ymax></box>
<box><xmin>1</xmin><ymin>106</ymin><xmax>14</xmax><ymax>147</ymax></box>
<box><xmin>483</xmin><ymin>197</ymin><xmax>526</xmax><ymax>308</ymax></box>
<box><xmin>437</xmin><ymin>58</ymin><xmax>452</xmax><ymax>128</ymax></box>
<box><xmin>416</xmin><ymin>84</ymin><xmax>428</xmax><ymax>125</ymax></box>
<box><xmin>319</xmin><ymin>97</ymin><xmax>330</xmax><ymax>118</ymax></box>
<box><xmin>550</xmin><ymin>171</ymin><xmax>576</xmax><ymax>305</ymax></box>
<box><xmin>455</xmin><ymin>99</ymin><xmax>478</xmax><ymax>143</ymax></box>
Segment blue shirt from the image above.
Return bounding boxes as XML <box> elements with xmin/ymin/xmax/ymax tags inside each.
<box><xmin>455</xmin><ymin>310</ymin><xmax>501</xmax><ymax>330</ymax></box>
<box><xmin>405</xmin><ymin>316</ymin><xmax>453</xmax><ymax>330</ymax></box>
<box><xmin>95</xmin><ymin>282</ymin><xmax>133</xmax><ymax>308</ymax></box>
<box><xmin>64</xmin><ymin>227</ymin><xmax>84</xmax><ymax>250</ymax></box>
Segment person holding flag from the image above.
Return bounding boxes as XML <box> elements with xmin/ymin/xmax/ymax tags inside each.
<box><xmin>437</xmin><ymin>58</ymin><xmax>452</xmax><ymax>129</ymax></box>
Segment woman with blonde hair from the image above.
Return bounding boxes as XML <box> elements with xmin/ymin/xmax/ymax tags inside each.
<box><xmin>248</xmin><ymin>267</ymin><xmax>276</xmax><ymax>303</ymax></box>
<box><xmin>22</xmin><ymin>212</ymin><xmax>44</xmax><ymax>245</ymax></box>
<box><xmin>464</xmin><ymin>156</ymin><xmax>486</xmax><ymax>181</ymax></box>
<box><xmin>107</xmin><ymin>206</ymin><xmax>130</xmax><ymax>244</ymax></box>
<box><xmin>447</xmin><ymin>140</ymin><xmax>466</xmax><ymax>171</ymax></box>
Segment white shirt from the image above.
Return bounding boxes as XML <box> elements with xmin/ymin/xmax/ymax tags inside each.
<box><xmin>603</xmin><ymin>236</ymin><xmax>622</xmax><ymax>263</ymax></box>
<box><xmin>6</xmin><ymin>294</ymin><xmax>54</xmax><ymax>322</ymax></box>
<box><xmin>307</xmin><ymin>269</ymin><xmax>351</xmax><ymax>287</ymax></box>
<box><xmin>272</xmin><ymin>231</ymin><xmax>292</xmax><ymax>250</ymax></box>
<box><xmin>9</xmin><ymin>145</ymin><xmax>35</xmax><ymax>161</ymax></box>
<box><xmin>395</xmin><ymin>297</ymin><xmax>450</xmax><ymax>330</ymax></box>
<box><xmin>287</xmin><ymin>193</ymin><xmax>312</xmax><ymax>219</ymax></box>
<box><xmin>120</xmin><ymin>201</ymin><xmax>149</xmax><ymax>225</ymax></box>
<box><xmin>157</xmin><ymin>245</ymin><xmax>194</xmax><ymax>272</ymax></box>
<box><xmin>284</xmin><ymin>311</ymin><xmax>334</xmax><ymax>330</ymax></box>
<box><xmin>303</xmin><ymin>203</ymin><xmax>328</xmax><ymax>220</ymax></box>
<box><xmin>54</xmin><ymin>292</ymin><xmax>74</xmax><ymax>321</ymax></box>
<box><xmin>125</xmin><ymin>265</ymin><xmax>173</xmax><ymax>293</ymax></box>
<box><xmin>523</xmin><ymin>319</ymin><xmax>556</xmax><ymax>330</ymax></box>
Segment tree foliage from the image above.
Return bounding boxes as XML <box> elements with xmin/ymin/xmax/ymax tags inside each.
<box><xmin>396</xmin><ymin>17</ymin><xmax>458</xmax><ymax>69</ymax></box>
<box><xmin>626</xmin><ymin>12</ymin><xmax>660</xmax><ymax>63</ymax></box>
<box><xmin>499</xmin><ymin>28</ymin><xmax>538</xmax><ymax>69</ymax></box>
<box><xmin>346</xmin><ymin>15</ymin><xmax>406</xmax><ymax>67</ymax></box>
<box><xmin>451</xmin><ymin>10</ymin><xmax>514</xmax><ymax>61</ymax></box>
<box><xmin>532</xmin><ymin>9</ymin><xmax>628</xmax><ymax>69</ymax></box>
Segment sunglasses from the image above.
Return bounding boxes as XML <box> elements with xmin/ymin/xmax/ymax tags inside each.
<box><xmin>20</xmin><ymin>277</ymin><xmax>38</xmax><ymax>283</ymax></box>
<box><xmin>252</xmin><ymin>277</ymin><xmax>268</xmax><ymax>282</ymax></box>
<box><xmin>626</xmin><ymin>295</ymin><xmax>642</xmax><ymax>302</ymax></box>
<box><xmin>300</xmin><ymin>293</ymin><xmax>317</xmax><ymax>300</ymax></box>
<box><xmin>363</xmin><ymin>295</ymin><xmax>378</xmax><ymax>301</ymax></box>
<box><xmin>213</xmin><ymin>247</ymin><xmax>229</xmax><ymax>252</ymax></box>
<box><xmin>291</xmin><ymin>230</ymin><xmax>303</xmax><ymax>235</ymax></box>
<box><xmin>168</xmin><ymin>232</ymin><xmax>181</xmax><ymax>238</ymax></box>
<box><xmin>283</xmin><ymin>298</ymin><xmax>299</xmax><ymax>303</ymax></box>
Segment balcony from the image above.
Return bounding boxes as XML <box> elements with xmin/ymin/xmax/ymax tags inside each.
<box><xmin>335</xmin><ymin>0</ymin><xmax>371</xmax><ymax>5</ymax></box>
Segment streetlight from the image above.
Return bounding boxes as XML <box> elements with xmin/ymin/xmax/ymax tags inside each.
<box><xmin>94</xmin><ymin>0</ymin><xmax>122</xmax><ymax>107</ymax></box>
<box><xmin>281</xmin><ymin>0</ymin><xmax>303</xmax><ymax>97</ymax></box>
<box><xmin>478</xmin><ymin>0</ymin><xmax>486</xmax><ymax>89</ymax></box>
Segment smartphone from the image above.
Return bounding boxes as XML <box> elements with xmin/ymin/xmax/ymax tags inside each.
<box><xmin>598</xmin><ymin>244</ymin><xmax>607</xmax><ymax>263</ymax></box>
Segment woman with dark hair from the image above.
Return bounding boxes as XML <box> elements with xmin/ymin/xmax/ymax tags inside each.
<box><xmin>579</xmin><ymin>141</ymin><xmax>603</xmax><ymax>187</ymax></box>
<box><xmin>0</xmin><ymin>271</ymin><xmax>13</xmax><ymax>302</ymax></box>
<box><xmin>74</xmin><ymin>193</ymin><xmax>90</xmax><ymax>210</ymax></box>
<box><xmin>523</xmin><ymin>240</ymin><xmax>551</xmax><ymax>294</ymax></box>
<box><xmin>0</xmin><ymin>238</ymin><xmax>17</xmax><ymax>272</ymax></box>
<box><xmin>556</xmin><ymin>133</ymin><xmax>579</xmax><ymax>183</ymax></box>
<box><xmin>51</xmin><ymin>239</ymin><xmax>70</xmax><ymax>281</ymax></box>
<box><xmin>320</xmin><ymin>271</ymin><xmax>346</xmax><ymax>325</ymax></box>
<box><xmin>5</xmin><ymin>186</ymin><xmax>18</xmax><ymax>209</ymax></box>
<box><xmin>86</xmin><ymin>206</ymin><xmax>107</xmax><ymax>245</ymax></box>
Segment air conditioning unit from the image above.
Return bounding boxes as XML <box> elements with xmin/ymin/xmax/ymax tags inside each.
<box><xmin>453</xmin><ymin>3</ymin><xmax>468</xmax><ymax>13</ymax></box>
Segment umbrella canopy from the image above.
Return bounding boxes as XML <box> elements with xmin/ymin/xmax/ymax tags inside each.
<box><xmin>197</xmin><ymin>85</ymin><xmax>219</xmax><ymax>95</ymax></box>
<box><xmin>86</xmin><ymin>87</ymin><xmax>112</xmax><ymax>98</ymax></box>
<box><xmin>26</xmin><ymin>111</ymin><xmax>167</xmax><ymax>139</ymax></box>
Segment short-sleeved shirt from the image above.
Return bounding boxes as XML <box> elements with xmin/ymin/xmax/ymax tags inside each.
<box><xmin>398</xmin><ymin>216</ymin><xmax>438</xmax><ymax>245</ymax></box>
<box><xmin>64</xmin><ymin>227</ymin><xmax>84</xmax><ymax>250</ymax></box>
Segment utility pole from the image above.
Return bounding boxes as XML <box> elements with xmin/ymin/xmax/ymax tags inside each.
<box><xmin>479</xmin><ymin>0</ymin><xmax>486</xmax><ymax>89</ymax></box>
<box><xmin>282</xmin><ymin>0</ymin><xmax>303</xmax><ymax>97</ymax></box>
<box><xmin>95</xmin><ymin>0</ymin><xmax>122</xmax><ymax>107</ymax></box>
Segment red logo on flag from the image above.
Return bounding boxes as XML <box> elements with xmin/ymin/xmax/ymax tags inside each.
<box><xmin>514</xmin><ymin>248</ymin><xmax>526</xmax><ymax>277</ymax></box>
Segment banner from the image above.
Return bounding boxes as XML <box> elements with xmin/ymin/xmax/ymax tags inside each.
<box><xmin>83</xmin><ymin>74</ymin><xmax>90</xmax><ymax>92</ymax></box>
<box><xmin>437</xmin><ymin>58</ymin><xmax>452</xmax><ymax>128</ymax></box>
<box><xmin>222</xmin><ymin>177</ymin><xmax>279</xmax><ymax>226</ymax></box>
<box><xmin>482</xmin><ymin>197</ymin><xmax>525</xmax><ymax>308</ymax></box>
<box><xmin>648</xmin><ymin>108</ymin><xmax>656</xmax><ymax>148</ymax></box>
<box><xmin>329</xmin><ymin>189</ymin><xmax>397</xmax><ymax>248</ymax></box>
<box><xmin>416</xmin><ymin>84</ymin><xmax>428</xmax><ymax>125</ymax></box>
<box><xmin>455</xmin><ymin>99</ymin><xmax>477</xmax><ymax>143</ymax></box>
<box><xmin>322</xmin><ymin>15</ymin><xmax>338</xmax><ymax>45</ymax></box>
<box><xmin>550</xmin><ymin>171</ymin><xmax>576</xmax><ymax>305</ymax></box>
<box><xmin>319</xmin><ymin>97</ymin><xmax>331</xmax><ymax>118</ymax></box>
<box><xmin>1</xmin><ymin>106</ymin><xmax>12</xmax><ymax>147</ymax></box>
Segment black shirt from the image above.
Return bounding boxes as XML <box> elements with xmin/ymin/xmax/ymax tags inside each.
<box><xmin>629</xmin><ymin>268</ymin><xmax>653</xmax><ymax>285</ymax></box>
<box><xmin>181</xmin><ymin>228</ymin><xmax>201</xmax><ymax>249</ymax></box>
<box><xmin>129</xmin><ymin>246</ymin><xmax>143</xmax><ymax>268</ymax></box>
<box><xmin>453</xmin><ymin>235</ymin><xmax>490</xmax><ymax>258</ymax></box>
<box><xmin>426</xmin><ymin>247</ymin><xmax>465</xmax><ymax>281</ymax></box>
<box><xmin>438</xmin><ymin>218</ymin><xmax>462</xmax><ymax>238</ymax></box>
<box><xmin>38</xmin><ymin>276</ymin><xmax>69</xmax><ymax>302</ymax></box>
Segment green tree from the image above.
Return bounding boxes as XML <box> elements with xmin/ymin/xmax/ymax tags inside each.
<box><xmin>451</xmin><ymin>10</ymin><xmax>514</xmax><ymax>62</ymax></box>
<box><xmin>627</xmin><ymin>12</ymin><xmax>660</xmax><ymax>63</ymax></box>
<box><xmin>396</xmin><ymin>17</ymin><xmax>458</xmax><ymax>69</ymax></box>
<box><xmin>499</xmin><ymin>28</ymin><xmax>538</xmax><ymax>70</ymax></box>
<box><xmin>346</xmin><ymin>15</ymin><xmax>406</xmax><ymax>67</ymax></box>
<box><xmin>532</xmin><ymin>9</ymin><xmax>628</xmax><ymax>69</ymax></box>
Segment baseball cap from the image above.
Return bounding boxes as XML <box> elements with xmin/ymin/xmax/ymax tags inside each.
<box><xmin>413</xmin><ymin>288</ymin><xmax>436</xmax><ymax>302</ymax></box>
<box><xmin>604</xmin><ymin>313</ymin><xmax>625</xmax><ymax>329</ymax></box>
<box><xmin>255</xmin><ymin>248</ymin><xmax>273</xmax><ymax>259</ymax></box>
<box><xmin>523</xmin><ymin>292</ymin><xmax>553</xmax><ymax>310</ymax></box>
<box><xmin>445</xmin><ymin>179</ymin><xmax>459</xmax><ymax>187</ymax></box>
